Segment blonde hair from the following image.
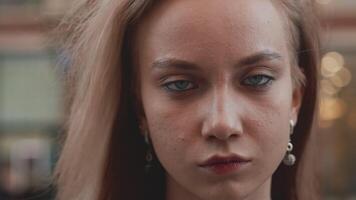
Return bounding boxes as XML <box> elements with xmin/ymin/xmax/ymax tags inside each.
<box><xmin>55</xmin><ymin>0</ymin><xmax>320</xmax><ymax>199</ymax></box>
<box><xmin>56</xmin><ymin>0</ymin><xmax>154</xmax><ymax>199</ymax></box>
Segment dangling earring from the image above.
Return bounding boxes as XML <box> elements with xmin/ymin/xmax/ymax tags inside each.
<box><xmin>283</xmin><ymin>120</ymin><xmax>296</xmax><ymax>166</ymax></box>
<box><xmin>144</xmin><ymin>131</ymin><xmax>154</xmax><ymax>172</ymax></box>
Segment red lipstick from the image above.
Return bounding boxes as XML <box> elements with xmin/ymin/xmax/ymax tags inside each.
<box><xmin>199</xmin><ymin>154</ymin><xmax>251</xmax><ymax>175</ymax></box>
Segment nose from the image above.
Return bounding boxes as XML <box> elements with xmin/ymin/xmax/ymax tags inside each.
<box><xmin>201</xmin><ymin>87</ymin><xmax>243</xmax><ymax>141</ymax></box>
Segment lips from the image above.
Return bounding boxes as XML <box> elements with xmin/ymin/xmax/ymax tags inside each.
<box><xmin>198</xmin><ymin>154</ymin><xmax>251</xmax><ymax>175</ymax></box>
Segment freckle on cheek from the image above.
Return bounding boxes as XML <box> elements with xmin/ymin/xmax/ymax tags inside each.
<box><xmin>178</xmin><ymin>137</ymin><xmax>185</xmax><ymax>142</ymax></box>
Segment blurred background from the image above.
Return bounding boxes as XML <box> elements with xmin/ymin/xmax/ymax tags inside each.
<box><xmin>0</xmin><ymin>0</ymin><xmax>355</xmax><ymax>199</ymax></box>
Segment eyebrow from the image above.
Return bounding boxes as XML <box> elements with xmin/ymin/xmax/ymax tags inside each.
<box><xmin>152</xmin><ymin>58</ymin><xmax>200</xmax><ymax>71</ymax></box>
<box><xmin>238</xmin><ymin>50</ymin><xmax>283</xmax><ymax>66</ymax></box>
<box><xmin>151</xmin><ymin>50</ymin><xmax>283</xmax><ymax>70</ymax></box>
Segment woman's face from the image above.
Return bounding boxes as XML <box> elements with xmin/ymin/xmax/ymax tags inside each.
<box><xmin>135</xmin><ymin>0</ymin><xmax>302</xmax><ymax>199</ymax></box>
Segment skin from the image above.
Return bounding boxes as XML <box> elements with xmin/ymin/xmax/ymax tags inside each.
<box><xmin>135</xmin><ymin>0</ymin><xmax>302</xmax><ymax>199</ymax></box>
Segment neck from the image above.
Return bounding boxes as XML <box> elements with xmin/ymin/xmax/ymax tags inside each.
<box><xmin>166</xmin><ymin>176</ymin><xmax>272</xmax><ymax>200</ymax></box>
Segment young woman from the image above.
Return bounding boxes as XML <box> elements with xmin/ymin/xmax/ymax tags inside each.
<box><xmin>56</xmin><ymin>0</ymin><xmax>320</xmax><ymax>199</ymax></box>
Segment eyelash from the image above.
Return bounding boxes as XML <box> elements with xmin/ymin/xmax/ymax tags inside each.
<box><xmin>241</xmin><ymin>74</ymin><xmax>275</xmax><ymax>88</ymax></box>
<box><xmin>163</xmin><ymin>80</ymin><xmax>197</xmax><ymax>92</ymax></box>
<box><xmin>162</xmin><ymin>74</ymin><xmax>275</xmax><ymax>93</ymax></box>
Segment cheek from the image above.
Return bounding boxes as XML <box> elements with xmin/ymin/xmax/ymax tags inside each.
<box><xmin>246</xmin><ymin>92</ymin><xmax>292</xmax><ymax>165</ymax></box>
<box><xmin>145</xmin><ymin>108</ymin><xmax>199</xmax><ymax>179</ymax></box>
<box><xmin>142</xmin><ymin>93</ymin><xmax>196</xmax><ymax>165</ymax></box>
<box><xmin>256</xmin><ymin>110</ymin><xmax>289</xmax><ymax>152</ymax></box>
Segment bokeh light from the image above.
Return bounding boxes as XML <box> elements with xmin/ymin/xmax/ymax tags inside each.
<box><xmin>319</xmin><ymin>97</ymin><xmax>347</xmax><ymax>121</ymax></box>
<box><xmin>321</xmin><ymin>79</ymin><xmax>340</xmax><ymax>96</ymax></box>
<box><xmin>330</xmin><ymin>67</ymin><xmax>352</xmax><ymax>88</ymax></box>
<box><xmin>321</xmin><ymin>52</ymin><xmax>345</xmax><ymax>78</ymax></box>
<box><xmin>320</xmin><ymin>52</ymin><xmax>352</xmax><ymax>100</ymax></box>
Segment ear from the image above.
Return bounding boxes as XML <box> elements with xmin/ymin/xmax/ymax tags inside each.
<box><xmin>291</xmin><ymin>85</ymin><xmax>304</xmax><ymax>125</ymax></box>
<box><xmin>138</xmin><ymin>116</ymin><xmax>148</xmax><ymax>134</ymax></box>
<box><xmin>131</xmin><ymin>82</ymin><xmax>148</xmax><ymax>135</ymax></box>
<box><xmin>136</xmin><ymin>105</ymin><xmax>149</xmax><ymax>136</ymax></box>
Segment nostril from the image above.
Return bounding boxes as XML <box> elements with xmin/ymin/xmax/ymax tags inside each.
<box><xmin>229</xmin><ymin>134</ymin><xmax>238</xmax><ymax>139</ymax></box>
<box><xmin>204</xmin><ymin>129</ymin><xmax>241</xmax><ymax>141</ymax></box>
<box><xmin>207</xmin><ymin>135</ymin><xmax>216</xmax><ymax>141</ymax></box>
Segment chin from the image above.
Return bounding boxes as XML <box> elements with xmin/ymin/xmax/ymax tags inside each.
<box><xmin>194</xmin><ymin>183</ymin><xmax>248</xmax><ymax>200</ymax></box>
<box><xmin>199</xmin><ymin>192</ymin><xmax>245</xmax><ymax>200</ymax></box>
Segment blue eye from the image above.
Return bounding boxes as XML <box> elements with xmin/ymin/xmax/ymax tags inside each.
<box><xmin>242</xmin><ymin>74</ymin><xmax>274</xmax><ymax>87</ymax></box>
<box><xmin>164</xmin><ymin>80</ymin><xmax>196</xmax><ymax>92</ymax></box>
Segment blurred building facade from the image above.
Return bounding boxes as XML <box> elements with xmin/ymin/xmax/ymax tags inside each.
<box><xmin>0</xmin><ymin>0</ymin><xmax>68</xmax><ymax>199</ymax></box>
<box><xmin>0</xmin><ymin>0</ymin><xmax>355</xmax><ymax>199</ymax></box>
<box><xmin>318</xmin><ymin>1</ymin><xmax>356</xmax><ymax>199</ymax></box>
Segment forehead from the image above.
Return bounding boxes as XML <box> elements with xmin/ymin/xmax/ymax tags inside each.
<box><xmin>135</xmin><ymin>0</ymin><xmax>289</xmax><ymax>63</ymax></box>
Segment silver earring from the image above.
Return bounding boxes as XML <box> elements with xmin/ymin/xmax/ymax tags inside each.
<box><xmin>283</xmin><ymin>120</ymin><xmax>296</xmax><ymax>166</ymax></box>
<box><xmin>144</xmin><ymin>131</ymin><xmax>154</xmax><ymax>172</ymax></box>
